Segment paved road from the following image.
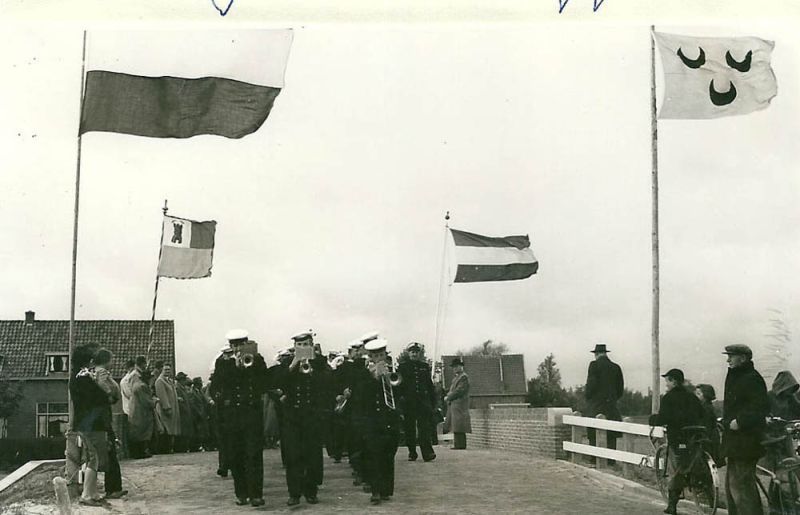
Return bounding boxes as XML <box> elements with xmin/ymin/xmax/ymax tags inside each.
<box><xmin>78</xmin><ymin>445</ymin><xmax>673</xmax><ymax>514</ymax></box>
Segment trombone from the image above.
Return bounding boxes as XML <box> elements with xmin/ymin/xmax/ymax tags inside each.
<box><xmin>369</xmin><ymin>359</ymin><xmax>401</xmax><ymax>410</ymax></box>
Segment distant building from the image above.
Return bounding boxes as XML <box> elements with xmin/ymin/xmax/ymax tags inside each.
<box><xmin>0</xmin><ymin>310</ymin><xmax>174</xmax><ymax>439</ymax></box>
<box><xmin>441</xmin><ymin>354</ymin><xmax>528</xmax><ymax>409</ymax></box>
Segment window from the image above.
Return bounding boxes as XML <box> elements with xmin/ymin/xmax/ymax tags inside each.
<box><xmin>36</xmin><ymin>402</ymin><xmax>69</xmax><ymax>437</ymax></box>
<box><xmin>45</xmin><ymin>354</ymin><xmax>69</xmax><ymax>375</ymax></box>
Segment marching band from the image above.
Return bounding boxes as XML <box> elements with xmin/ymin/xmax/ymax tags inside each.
<box><xmin>210</xmin><ymin>328</ymin><xmax>441</xmax><ymax>507</ymax></box>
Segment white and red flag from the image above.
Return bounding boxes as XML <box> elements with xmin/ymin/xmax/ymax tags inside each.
<box><xmin>158</xmin><ymin>216</ymin><xmax>216</xmax><ymax>279</ymax></box>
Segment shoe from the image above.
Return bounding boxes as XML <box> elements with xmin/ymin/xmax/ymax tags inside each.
<box><xmin>663</xmin><ymin>506</ymin><xmax>677</xmax><ymax>515</ymax></box>
<box><xmin>306</xmin><ymin>495</ymin><xmax>319</xmax><ymax>504</ymax></box>
<box><xmin>408</xmin><ymin>452</ymin><xmax>418</xmax><ymax>461</ymax></box>
<box><xmin>370</xmin><ymin>494</ymin><xmax>381</xmax><ymax>505</ymax></box>
<box><xmin>235</xmin><ymin>497</ymin><xmax>249</xmax><ymax>506</ymax></box>
<box><xmin>217</xmin><ymin>469</ymin><xmax>228</xmax><ymax>478</ymax></box>
<box><xmin>287</xmin><ymin>497</ymin><xmax>300</xmax><ymax>506</ymax></box>
<box><xmin>423</xmin><ymin>454</ymin><xmax>436</xmax><ymax>462</ymax></box>
<box><xmin>250</xmin><ymin>498</ymin><xmax>265</xmax><ymax>507</ymax></box>
<box><xmin>105</xmin><ymin>490</ymin><xmax>128</xmax><ymax>499</ymax></box>
<box><xmin>79</xmin><ymin>498</ymin><xmax>104</xmax><ymax>507</ymax></box>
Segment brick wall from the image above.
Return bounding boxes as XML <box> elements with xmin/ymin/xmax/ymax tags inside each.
<box><xmin>468</xmin><ymin>406</ymin><xmax>573</xmax><ymax>459</ymax></box>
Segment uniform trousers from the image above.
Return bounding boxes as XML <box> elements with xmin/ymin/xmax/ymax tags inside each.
<box><xmin>361</xmin><ymin>420</ymin><xmax>399</xmax><ymax>497</ymax></box>
<box><xmin>220</xmin><ymin>404</ymin><xmax>264</xmax><ymax>500</ymax></box>
<box><xmin>403</xmin><ymin>405</ymin><xmax>434</xmax><ymax>458</ymax></box>
<box><xmin>282</xmin><ymin>409</ymin><xmax>323</xmax><ymax>498</ymax></box>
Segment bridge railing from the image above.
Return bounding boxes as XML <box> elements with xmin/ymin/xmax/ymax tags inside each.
<box><xmin>562</xmin><ymin>415</ymin><xmax>665</xmax><ymax>478</ymax></box>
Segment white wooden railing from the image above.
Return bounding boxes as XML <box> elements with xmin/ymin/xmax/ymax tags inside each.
<box><xmin>562</xmin><ymin>415</ymin><xmax>665</xmax><ymax>477</ymax></box>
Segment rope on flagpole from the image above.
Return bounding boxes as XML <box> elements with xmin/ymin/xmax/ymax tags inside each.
<box><xmin>146</xmin><ymin>199</ymin><xmax>169</xmax><ymax>363</ymax></box>
<box><xmin>433</xmin><ymin>211</ymin><xmax>451</xmax><ymax>371</ymax></box>
<box><xmin>650</xmin><ymin>25</ymin><xmax>661</xmax><ymax>413</ymax></box>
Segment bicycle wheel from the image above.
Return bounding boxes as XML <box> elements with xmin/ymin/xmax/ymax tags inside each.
<box><xmin>654</xmin><ymin>444</ymin><xmax>670</xmax><ymax>501</ymax></box>
<box><xmin>689</xmin><ymin>452</ymin><xmax>719</xmax><ymax>515</ymax></box>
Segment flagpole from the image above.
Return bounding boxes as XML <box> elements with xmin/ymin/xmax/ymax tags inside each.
<box><xmin>146</xmin><ymin>199</ymin><xmax>168</xmax><ymax>362</ymax></box>
<box><xmin>650</xmin><ymin>25</ymin><xmax>661</xmax><ymax>413</ymax></box>
<box><xmin>433</xmin><ymin>211</ymin><xmax>451</xmax><ymax>368</ymax></box>
<box><xmin>65</xmin><ymin>29</ymin><xmax>88</xmax><ymax>494</ymax></box>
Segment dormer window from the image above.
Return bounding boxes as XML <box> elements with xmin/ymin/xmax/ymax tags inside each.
<box><xmin>46</xmin><ymin>354</ymin><xmax>69</xmax><ymax>375</ymax></box>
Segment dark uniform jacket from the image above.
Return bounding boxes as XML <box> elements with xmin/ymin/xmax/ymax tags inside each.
<box><xmin>350</xmin><ymin>365</ymin><xmax>399</xmax><ymax>431</ymax></box>
<box><xmin>272</xmin><ymin>357</ymin><xmax>335</xmax><ymax>414</ymax></box>
<box><xmin>722</xmin><ymin>360</ymin><xmax>769</xmax><ymax>460</ymax></box>
<box><xmin>648</xmin><ymin>385</ymin><xmax>705</xmax><ymax>448</ymax></box>
<box><xmin>212</xmin><ymin>353</ymin><xmax>269</xmax><ymax>408</ymax></box>
<box><xmin>397</xmin><ymin>360</ymin><xmax>436</xmax><ymax>412</ymax></box>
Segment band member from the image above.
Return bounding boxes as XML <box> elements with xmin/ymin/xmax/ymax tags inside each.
<box><xmin>341</xmin><ymin>332</ymin><xmax>378</xmax><ymax>487</ymax></box>
<box><xmin>352</xmin><ymin>338</ymin><xmax>400</xmax><ymax>504</ymax></box>
<box><xmin>212</xmin><ymin>329</ymin><xmax>268</xmax><ymax>507</ymax></box>
<box><xmin>398</xmin><ymin>342</ymin><xmax>437</xmax><ymax>462</ymax></box>
<box><xmin>273</xmin><ymin>330</ymin><xmax>333</xmax><ymax>506</ymax></box>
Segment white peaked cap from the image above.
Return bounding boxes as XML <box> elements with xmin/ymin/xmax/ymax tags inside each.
<box><xmin>364</xmin><ymin>338</ymin><xmax>388</xmax><ymax>352</ymax></box>
<box><xmin>359</xmin><ymin>331</ymin><xmax>380</xmax><ymax>343</ymax></box>
<box><xmin>291</xmin><ymin>330</ymin><xmax>314</xmax><ymax>341</ymax></box>
<box><xmin>225</xmin><ymin>329</ymin><xmax>248</xmax><ymax>341</ymax></box>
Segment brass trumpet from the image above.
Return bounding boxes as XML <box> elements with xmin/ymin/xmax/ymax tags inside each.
<box><xmin>300</xmin><ymin>359</ymin><xmax>313</xmax><ymax>374</ymax></box>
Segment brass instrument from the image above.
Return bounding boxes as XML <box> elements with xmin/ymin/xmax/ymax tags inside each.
<box><xmin>300</xmin><ymin>359</ymin><xmax>313</xmax><ymax>374</ymax></box>
<box><xmin>368</xmin><ymin>358</ymin><xmax>401</xmax><ymax>410</ymax></box>
<box><xmin>235</xmin><ymin>341</ymin><xmax>258</xmax><ymax>368</ymax></box>
<box><xmin>334</xmin><ymin>394</ymin><xmax>348</xmax><ymax>414</ymax></box>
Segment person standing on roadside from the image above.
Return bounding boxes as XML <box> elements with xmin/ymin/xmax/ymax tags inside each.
<box><xmin>721</xmin><ymin>344</ymin><xmax>769</xmax><ymax>515</ymax></box>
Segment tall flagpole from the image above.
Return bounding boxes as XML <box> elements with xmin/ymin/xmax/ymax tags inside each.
<box><xmin>147</xmin><ymin>199</ymin><xmax>169</xmax><ymax>362</ymax></box>
<box><xmin>650</xmin><ymin>25</ymin><xmax>661</xmax><ymax>413</ymax></box>
<box><xmin>65</xmin><ymin>29</ymin><xmax>88</xmax><ymax>494</ymax></box>
<box><xmin>433</xmin><ymin>211</ymin><xmax>451</xmax><ymax>368</ymax></box>
<box><xmin>68</xmin><ymin>30</ymin><xmax>88</xmax><ymax>420</ymax></box>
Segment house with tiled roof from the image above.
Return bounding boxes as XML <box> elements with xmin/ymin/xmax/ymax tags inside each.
<box><xmin>441</xmin><ymin>354</ymin><xmax>527</xmax><ymax>409</ymax></box>
<box><xmin>0</xmin><ymin>311</ymin><xmax>174</xmax><ymax>439</ymax></box>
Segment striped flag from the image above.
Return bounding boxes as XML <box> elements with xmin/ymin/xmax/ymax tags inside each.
<box><xmin>79</xmin><ymin>30</ymin><xmax>293</xmax><ymax>139</ymax></box>
<box><xmin>158</xmin><ymin>216</ymin><xmax>216</xmax><ymax>279</ymax></box>
<box><xmin>450</xmin><ymin>228</ymin><xmax>538</xmax><ymax>283</ymax></box>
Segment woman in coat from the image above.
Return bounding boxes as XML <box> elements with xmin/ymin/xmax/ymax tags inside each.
<box><xmin>154</xmin><ymin>363</ymin><xmax>180</xmax><ymax>453</ymax></box>
<box><xmin>444</xmin><ymin>357</ymin><xmax>471</xmax><ymax>450</ymax></box>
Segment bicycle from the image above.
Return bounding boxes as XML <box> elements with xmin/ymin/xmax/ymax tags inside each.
<box><xmin>650</xmin><ymin>425</ymin><xmax>721</xmax><ymax>514</ymax></box>
<box><xmin>754</xmin><ymin>417</ymin><xmax>800</xmax><ymax>515</ymax></box>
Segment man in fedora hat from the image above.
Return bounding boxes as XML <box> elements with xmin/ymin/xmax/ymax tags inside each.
<box><xmin>584</xmin><ymin>343</ymin><xmax>624</xmax><ymax>454</ymax></box>
<box><xmin>444</xmin><ymin>357</ymin><xmax>471</xmax><ymax>450</ymax></box>
<box><xmin>721</xmin><ymin>344</ymin><xmax>768</xmax><ymax>515</ymax></box>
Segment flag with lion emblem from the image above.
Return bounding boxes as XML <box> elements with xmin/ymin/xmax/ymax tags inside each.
<box><xmin>158</xmin><ymin>215</ymin><xmax>216</xmax><ymax>279</ymax></box>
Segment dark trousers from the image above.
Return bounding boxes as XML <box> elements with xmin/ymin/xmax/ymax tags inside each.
<box><xmin>282</xmin><ymin>410</ymin><xmax>323</xmax><ymax>498</ymax></box>
<box><xmin>348</xmin><ymin>416</ymin><xmax>365</xmax><ymax>478</ymax></box>
<box><xmin>725</xmin><ymin>457</ymin><xmax>763</xmax><ymax>515</ymax></box>
<box><xmin>453</xmin><ymin>432</ymin><xmax>467</xmax><ymax>450</ymax></box>
<box><xmin>667</xmin><ymin>446</ymin><xmax>690</xmax><ymax>496</ymax></box>
<box><xmin>363</xmin><ymin>426</ymin><xmax>398</xmax><ymax>496</ymax></box>
<box><xmin>221</xmin><ymin>405</ymin><xmax>264</xmax><ymax>501</ymax></box>
<box><xmin>403</xmin><ymin>406</ymin><xmax>435</xmax><ymax>459</ymax></box>
<box><xmin>128</xmin><ymin>440</ymin><xmax>148</xmax><ymax>459</ymax></box>
<box><xmin>104</xmin><ymin>437</ymin><xmax>122</xmax><ymax>494</ymax></box>
<box><xmin>330</xmin><ymin>414</ymin><xmax>347</xmax><ymax>460</ymax></box>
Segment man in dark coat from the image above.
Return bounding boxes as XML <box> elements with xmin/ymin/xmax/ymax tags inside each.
<box><xmin>212</xmin><ymin>329</ymin><xmax>269</xmax><ymax>507</ymax></box>
<box><xmin>397</xmin><ymin>342</ymin><xmax>437</xmax><ymax>462</ymax></box>
<box><xmin>721</xmin><ymin>344</ymin><xmax>768</xmax><ymax>515</ymax></box>
<box><xmin>649</xmin><ymin>368</ymin><xmax>705</xmax><ymax>514</ymax></box>
<box><xmin>584</xmin><ymin>343</ymin><xmax>624</xmax><ymax>451</ymax></box>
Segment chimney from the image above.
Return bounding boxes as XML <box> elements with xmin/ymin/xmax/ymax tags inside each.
<box><xmin>25</xmin><ymin>310</ymin><xmax>35</xmax><ymax>325</ymax></box>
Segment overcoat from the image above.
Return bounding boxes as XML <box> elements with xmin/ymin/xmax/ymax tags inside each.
<box><xmin>128</xmin><ymin>373</ymin><xmax>155</xmax><ymax>442</ymax></box>
<box><xmin>444</xmin><ymin>372</ymin><xmax>472</xmax><ymax>433</ymax></box>
<box><xmin>722</xmin><ymin>360</ymin><xmax>769</xmax><ymax>460</ymax></box>
<box><xmin>155</xmin><ymin>375</ymin><xmax>181</xmax><ymax>436</ymax></box>
<box><xmin>584</xmin><ymin>355</ymin><xmax>624</xmax><ymax>421</ymax></box>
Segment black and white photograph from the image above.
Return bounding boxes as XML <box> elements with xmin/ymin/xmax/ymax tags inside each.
<box><xmin>2</xmin><ymin>3</ymin><xmax>800</xmax><ymax>513</ymax></box>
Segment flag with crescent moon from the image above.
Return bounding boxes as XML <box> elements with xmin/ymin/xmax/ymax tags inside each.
<box><xmin>654</xmin><ymin>32</ymin><xmax>777</xmax><ymax>119</ymax></box>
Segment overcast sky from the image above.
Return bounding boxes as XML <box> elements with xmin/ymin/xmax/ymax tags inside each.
<box><xmin>2</xmin><ymin>20</ymin><xmax>799</xmax><ymax>395</ymax></box>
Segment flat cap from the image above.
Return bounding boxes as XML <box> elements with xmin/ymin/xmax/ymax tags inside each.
<box><xmin>722</xmin><ymin>344</ymin><xmax>752</xmax><ymax>358</ymax></box>
<box><xmin>364</xmin><ymin>338</ymin><xmax>388</xmax><ymax>352</ymax></box>
<box><xmin>661</xmin><ymin>368</ymin><xmax>684</xmax><ymax>383</ymax></box>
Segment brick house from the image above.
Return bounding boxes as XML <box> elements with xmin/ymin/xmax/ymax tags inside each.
<box><xmin>441</xmin><ymin>354</ymin><xmax>528</xmax><ymax>409</ymax></box>
<box><xmin>0</xmin><ymin>311</ymin><xmax>174</xmax><ymax>439</ymax></box>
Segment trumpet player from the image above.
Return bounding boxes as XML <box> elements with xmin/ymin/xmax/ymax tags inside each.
<box><xmin>397</xmin><ymin>342</ymin><xmax>437</xmax><ymax>462</ymax></box>
<box><xmin>352</xmin><ymin>338</ymin><xmax>400</xmax><ymax>505</ymax></box>
<box><xmin>273</xmin><ymin>330</ymin><xmax>334</xmax><ymax>506</ymax></box>
<box><xmin>212</xmin><ymin>329</ymin><xmax>268</xmax><ymax>507</ymax></box>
